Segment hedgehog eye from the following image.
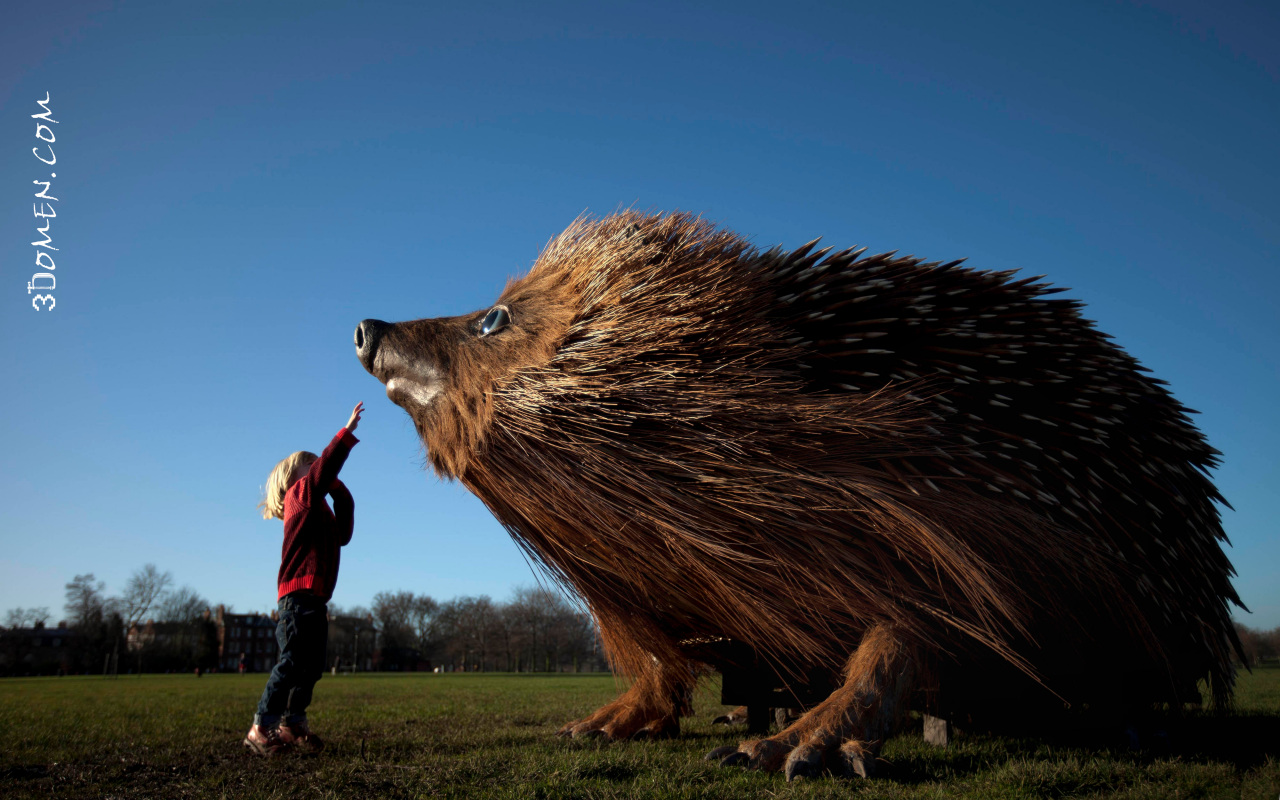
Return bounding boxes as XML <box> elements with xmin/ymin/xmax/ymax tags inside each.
<box><xmin>479</xmin><ymin>306</ymin><xmax>510</xmax><ymax>337</ymax></box>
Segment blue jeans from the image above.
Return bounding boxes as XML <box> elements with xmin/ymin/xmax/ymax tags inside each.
<box><xmin>254</xmin><ymin>591</ymin><xmax>328</xmax><ymax>727</ymax></box>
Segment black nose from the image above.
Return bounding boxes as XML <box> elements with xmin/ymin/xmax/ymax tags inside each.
<box><xmin>355</xmin><ymin>319</ymin><xmax>388</xmax><ymax>374</ymax></box>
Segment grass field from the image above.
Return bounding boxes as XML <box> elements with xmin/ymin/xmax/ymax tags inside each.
<box><xmin>1</xmin><ymin>668</ymin><xmax>1278</xmax><ymax>799</ymax></box>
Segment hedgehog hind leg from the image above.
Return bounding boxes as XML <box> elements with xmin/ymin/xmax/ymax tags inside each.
<box><xmin>556</xmin><ymin>657</ymin><xmax>695</xmax><ymax>741</ymax></box>
<box><xmin>710</xmin><ymin>624</ymin><xmax>914</xmax><ymax>781</ymax></box>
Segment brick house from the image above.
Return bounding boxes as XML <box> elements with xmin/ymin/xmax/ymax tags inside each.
<box><xmin>126</xmin><ymin>619</ymin><xmax>188</xmax><ymax>652</ymax></box>
<box><xmin>215</xmin><ymin>605</ymin><xmax>279</xmax><ymax>672</ymax></box>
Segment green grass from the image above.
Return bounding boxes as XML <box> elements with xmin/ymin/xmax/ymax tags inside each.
<box><xmin>1</xmin><ymin>669</ymin><xmax>1277</xmax><ymax>799</ymax></box>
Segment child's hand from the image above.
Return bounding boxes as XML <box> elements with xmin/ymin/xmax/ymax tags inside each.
<box><xmin>346</xmin><ymin>401</ymin><xmax>364</xmax><ymax>433</ymax></box>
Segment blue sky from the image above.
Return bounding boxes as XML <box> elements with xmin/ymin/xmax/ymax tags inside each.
<box><xmin>2</xmin><ymin>1</ymin><xmax>1277</xmax><ymax>629</ymax></box>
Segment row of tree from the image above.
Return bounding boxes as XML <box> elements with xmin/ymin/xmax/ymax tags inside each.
<box><xmin>1235</xmin><ymin>623</ymin><xmax>1280</xmax><ymax>667</ymax></box>
<box><xmin>8</xmin><ymin>565</ymin><xmax>1277</xmax><ymax>677</ymax></box>
<box><xmin>356</xmin><ymin>586</ymin><xmax>603</xmax><ymax>672</ymax></box>
<box><xmin>2</xmin><ymin>565</ymin><xmax>606</xmax><ymax>676</ymax></box>
<box><xmin>1</xmin><ymin>566</ymin><xmax>213</xmax><ymax>676</ymax></box>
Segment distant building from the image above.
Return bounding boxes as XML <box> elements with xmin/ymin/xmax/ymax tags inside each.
<box><xmin>0</xmin><ymin>621</ymin><xmax>76</xmax><ymax>675</ymax></box>
<box><xmin>215</xmin><ymin>605</ymin><xmax>279</xmax><ymax>672</ymax></box>
<box><xmin>126</xmin><ymin>620</ymin><xmax>188</xmax><ymax>652</ymax></box>
<box><xmin>207</xmin><ymin>606</ymin><xmax>387</xmax><ymax>673</ymax></box>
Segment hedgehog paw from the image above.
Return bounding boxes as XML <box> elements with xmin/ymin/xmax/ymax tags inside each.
<box><xmin>557</xmin><ymin>661</ymin><xmax>693</xmax><ymax>741</ymax></box>
<box><xmin>557</xmin><ymin>703</ymin><xmax>679</xmax><ymax>741</ymax></box>
<box><xmin>711</xmin><ymin>731</ymin><xmax>880</xmax><ymax>781</ymax></box>
<box><xmin>744</xmin><ymin>737</ymin><xmax>796</xmax><ymax>772</ymax></box>
<box><xmin>710</xmin><ymin>624</ymin><xmax>911</xmax><ymax>780</ymax></box>
<box><xmin>709</xmin><ymin>735</ymin><xmax>794</xmax><ymax>772</ymax></box>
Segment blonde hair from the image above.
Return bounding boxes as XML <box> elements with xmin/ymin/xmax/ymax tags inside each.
<box><xmin>258</xmin><ymin>451</ymin><xmax>317</xmax><ymax>520</ymax></box>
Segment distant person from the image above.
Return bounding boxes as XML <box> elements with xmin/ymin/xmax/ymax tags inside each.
<box><xmin>243</xmin><ymin>402</ymin><xmax>362</xmax><ymax>757</ymax></box>
<box><xmin>238</xmin><ymin>652</ymin><xmax>246</xmax><ymax>674</ymax></box>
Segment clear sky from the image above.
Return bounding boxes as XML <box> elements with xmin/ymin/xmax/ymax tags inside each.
<box><xmin>2</xmin><ymin>1</ymin><xmax>1277</xmax><ymax>629</ymax></box>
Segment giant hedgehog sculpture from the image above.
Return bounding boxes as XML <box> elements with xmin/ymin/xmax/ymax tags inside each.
<box><xmin>355</xmin><ymin>211</ymin><xmax>1242</xmax><ymax>780</ymax></box>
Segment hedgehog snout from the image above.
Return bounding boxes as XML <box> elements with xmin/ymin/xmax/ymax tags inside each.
<box><xmin>355</xmin><ymin>319</ymin><xmax>389</xmax><ymax>375</ymax></box>
<box><xmin>357</xmin><ymin>318</ymin><xmax>444</xmax><ymax>411</ymax></box>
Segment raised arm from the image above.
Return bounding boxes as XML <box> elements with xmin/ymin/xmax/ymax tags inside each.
<box><xmin>302</xmin><ymin>402</ymin><xmax>363</xmax><ymax>494</ymax></box>
<box><xmin>329</xmin><ymin>478</ymin><xmax>355</xmax><ymax>546</ymax></box>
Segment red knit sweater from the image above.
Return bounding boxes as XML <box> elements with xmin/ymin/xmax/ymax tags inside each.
<box><xmin>277</xmin><ymin>428</ymin><xmax>358</xmax><ymax>600</ymax></box>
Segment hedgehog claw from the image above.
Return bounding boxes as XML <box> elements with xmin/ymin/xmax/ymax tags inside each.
<box><xmin>843</xmin><ymin>753</ymin><xmax>870</xmax><ymax>779</ymax></box>
<box><xmin>785</xmin><ymin>761</ymin><xmax>818</xmax><ymax>781</ymax></box>
<box><xmin>719</xmin><ymin>750</ymin><xmax>750</xmax><ymax>768</ymax></box>
<box><xmin>704</xmin><ymin>745</ymin><xmax>737</xmax><ymax>762</ymax></box>
<box><xmin>784</xmin><ymin>742</ymin><xmax>825</xmax><ymax>782</ymax></box>
<box><xmin>839</xmin><ymin>741</ymin><xmax>875</xmax><ymax>778</ymax></box>
<box><xmin>715</xmin><ymin>735</ymin><xmax>879</xmax><ymax>779</ymax></box>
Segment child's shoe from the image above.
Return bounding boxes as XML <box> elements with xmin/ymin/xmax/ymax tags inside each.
<box><xmin>279</xmin><ymin>718</ymin><xmax>325</xmax><ymax>754</ymax></box>
<box><xmin>243</xmin><ymin>724</ymin><xmax>291</xmax><ymax>757</ymax></box>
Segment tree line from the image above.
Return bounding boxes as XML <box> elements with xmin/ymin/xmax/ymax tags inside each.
<box><xmin>1235</xmin><ymin>623</ymin><xmax>1280</xmax><ymax>667</ymax></box>
<box><xmin>7</xmin><ymin>564</ymin><xmax>1275</xmax><ymax>677</ymax></box>
<box><xmin>2</xmin><ymin>566</ymin><xmax>217</xmax><ymax>676</ymax></box>
<box><xmin>349</xmin><ymin>586</ymin><xmax>604</xmax><ymax>673</ymax></box>
<box><xmin>1</xmin><ymin>564</ymin><xmax>606</xmax><ymax>676</ymax></box>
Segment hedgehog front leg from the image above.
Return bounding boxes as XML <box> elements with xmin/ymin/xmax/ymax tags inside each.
<box><xmin>556</xmin><ymin>656</ymin><xmax>696</xmax><ymax>740</ymax></box>
<box><xmin>708</xmin><ymin>624</ymin><xmax>914</xmax><ymax>780</ymax></box>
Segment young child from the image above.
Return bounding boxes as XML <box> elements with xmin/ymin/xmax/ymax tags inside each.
<box><xmin>244</xmin><ymin>401</ymin><xmax>363</xmax><ymax>756</ymax></box>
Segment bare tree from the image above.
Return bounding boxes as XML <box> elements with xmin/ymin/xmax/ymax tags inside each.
<box><xmin>61</xmin><ymin>574</ymin><xmax>121</xmax><ymax>674</ymax></box>
<box><xmin>156</xmin><ymin>586</ymin><xmax>208</xmax><ymax>624</ymax></box>
<box><xmin>335</xmin><ymin>586</ymin><xmax>605</xmax><ymax>674</ymax></box>
<box><xmin>559</xmin><ymin>606</ymin><xmax>597</xmax><ymax>672</ymax></box>
<box><xmin>3</xmin><ymin>607</ymin><xmax>50</xmax><ymax>628</ymax></box>
<box><xmin>442</xmin><ymin>595</ymin><xmax>497</xmax><ymax>670</ymax></box>
<box><xmin>433</xmin><ymin>598</ymin><xmax>467</xmax><ymax>669</ymax></box>
<box><xmin>492</xmin><ymin>603</ymin><xmax>520</xmax><ymax>671</ymax></box>
<box><xmin>64</xmin><ymin>574</ymin><xmax>106</xmax><ymax>629</ymax></box>
<box><xmin>117</xmin><ymin>564</ymin><xmax>173</xmax><ymax>628</ymax></box>
<box><xmin>326</xmin><ymin>604</ymin><xmax>375</xmax><ymax>671</ymax></box>
<box><xmin>467</xmin><ymin>595</ymin><xmax>497</xmax><ymax>670</ymax></box>
<box><xmin>372</xmin><ymin>590</ymin><xmax>417</xmax><ymax>650</ymax></box>
<box><xmin>409</xmin><ymin>594</ymin><xmax>440</xmax><ymax>653</ymax></box>
<box><xmin>507</xmin><ymin>586</ymin><xmax>597</xmax><ymax>672</ymax></box>
<box><xmin>110</xmin><ymin>565</ymin><xmax>172</xmax><ymax>676</ymax></box>
<box><xmin>1235</xmin><ymin>622</ymin><xmax>1280</xmax><ymax>666</ymax></box>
